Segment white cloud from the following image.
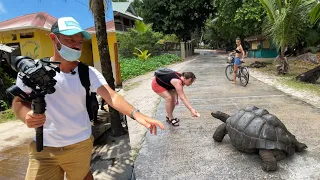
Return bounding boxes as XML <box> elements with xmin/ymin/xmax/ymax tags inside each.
<box><xmin>0</xmin><ymin>1</ymin><xmax>7</xmax><ymax>14</ymax></box>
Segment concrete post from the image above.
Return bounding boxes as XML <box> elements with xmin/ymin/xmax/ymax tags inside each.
<box><xmin>180</xmin><ymin>42</ymin><xmax>186</xmax><ymax>60</ymax></box>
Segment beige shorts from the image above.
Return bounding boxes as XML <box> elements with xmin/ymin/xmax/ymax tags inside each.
<box><xmin>25</xmin><ymin>136</ymin><xmax>94</xmax><ymax>180</ymax></box>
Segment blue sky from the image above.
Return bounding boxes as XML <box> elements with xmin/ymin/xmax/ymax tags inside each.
<box><xmin>0</xmin><ymin>0</ymin><xmax>122</xmax><ymax>29</ymax></box>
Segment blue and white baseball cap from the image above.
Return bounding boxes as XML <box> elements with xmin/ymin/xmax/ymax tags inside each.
<box><xmin>51</xmin><ymin>17</ymin><xmax>91</xmax><ymax>39</ymax></box>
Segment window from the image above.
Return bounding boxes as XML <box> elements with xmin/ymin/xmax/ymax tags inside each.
<box><xmin>20</xmin><ymin>32</ymin><xmax>34</xmax><ymax>39</ymax></box>
<box><xmin>11</xmin><ymin>34</ymin><xmax>17</xmax><ymax>40</ymax></box>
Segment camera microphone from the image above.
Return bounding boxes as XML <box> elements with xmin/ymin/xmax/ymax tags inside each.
<box><xmin>70</xmin><ymin>70</ymin><xmax>76</xmax><ymax>75</ymax></box>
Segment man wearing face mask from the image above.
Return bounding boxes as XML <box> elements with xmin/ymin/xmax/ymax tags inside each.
<box><xmin>12</xmin><ymin>17</ymin><xmax>165</xmax><ymax>180</ymax></box>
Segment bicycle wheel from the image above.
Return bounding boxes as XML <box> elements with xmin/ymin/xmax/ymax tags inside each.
<box><xmin>225</xmin><ymin>65</ymin><xmax>234</xmax><ymax>81</ymax></box>
<box><xmin>239</xmin><ymin>67</ymin><xmax>249</xmax><ymax>87</ymax></box>
<box><xmin>241</xmin><ymin>67</ymin><xmax>249</xmax><ymax>82</ymax></box>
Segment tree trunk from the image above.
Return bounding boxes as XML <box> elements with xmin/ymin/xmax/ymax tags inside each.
<box><xmin>91</xmin><ymin>0</ymin><xmax>126</xmax><ymax>136</ymax></box>
<box><xmin>295</xmin><ymin>65</ymin><xmax>320</xmax><ymax>84</ymax></box>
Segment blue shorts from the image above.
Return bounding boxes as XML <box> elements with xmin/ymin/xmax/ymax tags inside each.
<box><xmin>234</xmin><ymin>57</ymin><xmax>241</xmax><ymax>65</ymax></box>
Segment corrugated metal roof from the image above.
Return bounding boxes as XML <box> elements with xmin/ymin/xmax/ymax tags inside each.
<box><xmin>244</xmin><ymin>34</ymin><xmax>265</xmax><ymax>42</ymax></box>
<box><xmin>0</xmin><ymin>44</ymin><xmax>17</xmax><ymax>53</ymax></box>
<box><xmin>0</xmin><ymin>12</ymin><xmax>57</xmax><ymax>32</ymax></box>
<box><xmin>112</xmin><ymin>2</ymin><xmax>142</xmax><ymax>20</ymax></box>
<box><xmin>86</xmin><ymin>2</ymin><xmax>142</xmax><ymax>33</ymax></box>
<box><xmin>112</xmin><ymin>2</ymin><xmax>131</xmax><ymax>13</ymax></box>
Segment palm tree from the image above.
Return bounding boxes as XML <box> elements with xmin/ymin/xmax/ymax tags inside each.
<box><xmin>89</xmin><ymin>0</ymin><xmax>126</xmax><ymax>136</ymax></box>
<box><xmin>310</xmin><ymin>1</ymin><xmax>320</xmax><ymax>24</ymax></box>
<box><xmin>259</xmin><ymin>0</ymin><xmax>315</xmax><ymax>74</ymax></box>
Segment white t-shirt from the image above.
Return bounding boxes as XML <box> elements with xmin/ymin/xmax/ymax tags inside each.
<box><xmin>16</xmin><ymin>64</ymin><xmax>108</xmax><ymax>147</ymax></box>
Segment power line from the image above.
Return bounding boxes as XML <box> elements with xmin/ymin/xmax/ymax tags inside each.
<box><xmin>73</xmin><ymin>0</ymin><xmax>88</xmax><ymax>7</ymax></box>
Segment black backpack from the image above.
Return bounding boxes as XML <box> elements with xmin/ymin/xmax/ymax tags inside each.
<box><xmin>154</xmin><ymin>68</ymin><xmax>175</xmax><ymax>77</ymax></box>
<box><xmin>78</xmin><ymin>62</ymin><xmax>99</xmax><ymax>125</ymax></box>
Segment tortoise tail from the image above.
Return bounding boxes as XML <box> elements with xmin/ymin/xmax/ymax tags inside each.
<box><xmin>211</xmin><ymin>111</ymin><xmax>230</xmax><ymax>122</ymax></box>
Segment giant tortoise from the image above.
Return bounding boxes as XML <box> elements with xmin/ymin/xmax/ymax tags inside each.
<box><xmin>211</xmin><ymin>106</ymin><xmax>307</xmax><ymax>171</ymax></box>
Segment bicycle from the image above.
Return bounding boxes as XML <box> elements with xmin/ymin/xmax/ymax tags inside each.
<box><xmin>225</xmin><ymin>56</ymin><xmax>249</xmax><ymax>87</ymax></box>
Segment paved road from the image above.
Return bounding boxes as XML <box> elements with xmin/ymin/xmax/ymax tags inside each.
<box><xmin>134</xmin><ymin>51</ymin><xmax>320</xmax><ymax>180</ymax></box>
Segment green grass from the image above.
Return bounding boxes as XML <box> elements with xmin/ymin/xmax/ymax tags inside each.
<box><xmin>254</xmin><ymin>59</ymin><xmax>320</xmax><ymax>96</ymax></box>
<box><xmin>119</xmin><ymin>53</ymin><xmax>182</xmax><ymax>81</ymax></box>
<box><xmin>0</xmin><ymin>109</ymin><xmax>16</xmax><ymax>123</ymax></box>
<box><xmin>257</xmin><ymin>59</ymin><xmax>318</xmax><ymax>77</ymax></box>
<box><xmin>280</xmin><ymin>79</ymin><xmax>320</xmax><ymax>95</ymax></box>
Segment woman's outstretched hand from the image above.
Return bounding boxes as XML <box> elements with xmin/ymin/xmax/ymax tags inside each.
<box><xmin>191</xmin><ymin>108</ymin><xmax>200</xmax><ymax>117</ymax></box>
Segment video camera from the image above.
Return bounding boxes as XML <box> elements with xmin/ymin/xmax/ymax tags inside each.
<box><xmin>6</xmin><ymin>56</ymin><xmax>60</xmax><ymax>152</ymax></box>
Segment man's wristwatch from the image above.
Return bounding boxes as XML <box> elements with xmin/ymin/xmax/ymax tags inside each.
<box><xmin>130</xmin><ymin>109</ymin><xmax>140</xmax><ymax>120</ymax></box>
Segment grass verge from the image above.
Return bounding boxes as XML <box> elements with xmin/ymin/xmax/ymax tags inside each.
<box><xmin>0</xmin><ymin>109</ymin><xmax>16</xmax><ymax>123</ymax></box>
<box><xmin>120</xmin><ymin>53</ymin><xmax>182</xmax><ymax>81</ymax></box>
<box><xmin>253</xmin><ymin>59</ymin><xmax>320</xmax><ymax>95</ymax></box>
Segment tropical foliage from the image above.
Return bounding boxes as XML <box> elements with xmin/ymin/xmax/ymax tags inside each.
<box><xmin>259</xmin><ymin>0</ymin><xmax>315</xmax><ymax>73</ymax></box>
<box><xmin>0</xmin><ymin>67</ymin><xmax>15</xmax><ymax>111</ymax></box>
<box><xmin>310</xmin><ymin>1</ymin><xmax>320</xmax><ymax>24</ymax></box>
<box><xmin>133</xmin><ymin>48</ymin><xmax>151</xmax><ymax>61</ymax></box>
<box><xmin>117</xmin><ymin>20</ymin><xmax>178</xmax><ymax>58</ymax></box>
<box><xmin>139</xmin><ymin>0</ymin><xmax>214</xmax><ymax>40</ymax></box>
<box><xmin>202</xmin><ymin>0</ymin><xmax>266</xmax><ymax>49</ymax></box>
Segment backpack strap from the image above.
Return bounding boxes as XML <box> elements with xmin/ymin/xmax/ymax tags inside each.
<box><xmin>156</xmin><ymin>71</ymin><xmax>181</xmax><ymax>88</ymax></box>
<box><xmin>78</xmin><ymin>62</ymin><xmax>94</xmax><ymax>122</ymax></box>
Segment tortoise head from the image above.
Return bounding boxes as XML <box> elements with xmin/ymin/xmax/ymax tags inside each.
<box><xmin>211</xmin><ymin>111</ymin><xmax>230</xmax><ymax>123</ymax></box>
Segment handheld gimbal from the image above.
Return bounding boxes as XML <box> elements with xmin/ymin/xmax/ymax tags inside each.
<box><xmin>6</xmin><ymin>56</ymin><xmax>60</xmax><ymax>152</ymax></box>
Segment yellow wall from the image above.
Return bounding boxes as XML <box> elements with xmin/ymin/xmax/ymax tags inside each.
<box><xmin>263</xmin><ymin>40</ymin><xmax>270</xmax><ymax>49</ymax></box>
<box><xmin>79</xmin><ymin>40</ymin><xmax>93</xmax><ymax>66</ymax></box>
<box><xmin>91</xmin><ymin>32</ymin><xmax>117</xmax><ymax>63</ymax></box>
<box><xmin>0</xmin><ymin>31</ymin><xmax>20</xmax><ymax>45</ymax></box>
<box><xmin>251</xmin><ymin>41</ymin><xmax>260</xmax><ymax>50</ymax></box>
<box><xmin>37</xmin><ymin>29</ymin><xmax>54</xmax><ymax>59</ymax></box>
<box><xmin>0</xmin><ymin>28</ymin><xmax>43</xmax><ymax>59</ymax></box>
<box><xmin>0</xmin><ymin>28</ymin><xmax>93</xmax><ymax>65</ymax></box>
<box><xmin>91</xmin><ymin>32</ymin><xmax>120</xmax><ymax>85</ymax></box>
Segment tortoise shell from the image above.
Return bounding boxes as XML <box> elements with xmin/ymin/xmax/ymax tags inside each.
<box><xmin>226</xmin><ymin>106</ymin><xmax>295</xmax><ymax>153</ymax></box>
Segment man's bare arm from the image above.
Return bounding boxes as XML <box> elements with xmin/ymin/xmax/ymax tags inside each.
<box><xmin>12</xmin><ymin>97</ymin><xmax>46</xmax><ymax>128</ymax></box>
<box><xmin>12</xmin><ymin>97</ymin><xmax>31</xmax><ymax>123</ymax></box>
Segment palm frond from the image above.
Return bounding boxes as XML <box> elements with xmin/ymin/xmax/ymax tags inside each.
<box><xmin>310</xmin><ymin>2</ymin><xmax>320</xmax><ymax>24</ymax></box>
<box><xmin>259</xmin><ymin>0</ymin><xmax>276</xmax><ymax>21</ymax></box>
<box><xmin>261</xmin><ymin>0</ymin><xmax>314</xmax><ymax>51</ymax></box>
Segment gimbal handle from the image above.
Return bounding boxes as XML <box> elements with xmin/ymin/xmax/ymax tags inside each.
<box><xmin>32</xmin><ymin>95</ymin><xmax>46</xmax><ymax>152</ymax></box>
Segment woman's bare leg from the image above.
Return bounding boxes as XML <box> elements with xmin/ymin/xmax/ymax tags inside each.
<box><xmin>233</xmin><ymin>65</ymin><xmax>238</xmax><ymax>84</ymax></box>
<box><xmin>157</xmin><ymin>91</ymin><xmax>175</xmax><ymax>119</ymax></box>
<box><xmin>168</xmin><ymin>90</ymin><xmax>178</xmax><ymax>116</ymax></box>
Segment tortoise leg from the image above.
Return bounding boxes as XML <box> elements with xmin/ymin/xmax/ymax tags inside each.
<box><xmin>259</xmin><ymin>149</ymin><xmax>277</xmax><ymax>171</ymax></box>
<box><xmin>291</xmin><ymin>136</ymin><xmax>307</xmax><ymax>152</ymax></box>
<box><xmin>213</xmin><ymin>123</ymin><xmax>227</xmax><ymax>142</ymax></box>
<box><xmin>273</xmin><ymin>150</ymin><xmax>286</xmax><ymax>161</ymax></box>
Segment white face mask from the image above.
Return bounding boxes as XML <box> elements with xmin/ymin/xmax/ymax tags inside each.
<box><xmin>55</xmin><ymin>38</ymin><xmax>81</xmax><ymax>61</ymax></box>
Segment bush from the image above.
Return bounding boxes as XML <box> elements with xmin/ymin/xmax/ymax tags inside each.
<box><xmin>0</xmin><ymin>109</ymin><xmax>16</xmax><ymax>123</ymax></box>
<box><xmin>0</xmin><ymin>67</ymin><xmax>15</xmax><ymax>111</ymax></box>
<box><xmin>118</xmin><ymin>30</ymin><xmax>164</xmax><ymax>58</ymax></box>
<box><xmin>303</xmin><ymin>46</ymin><xmax>318</xmax><ymax>54</ymax></box>
<box><xmin>120</xmin><ymin>53</ymin><xmax>182</xmax><ymax>81</ymax></box>
<box><xmin>117</xmin><ymin>20</ymin><xmax>180</xmax><ymax>58</ymax></box>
